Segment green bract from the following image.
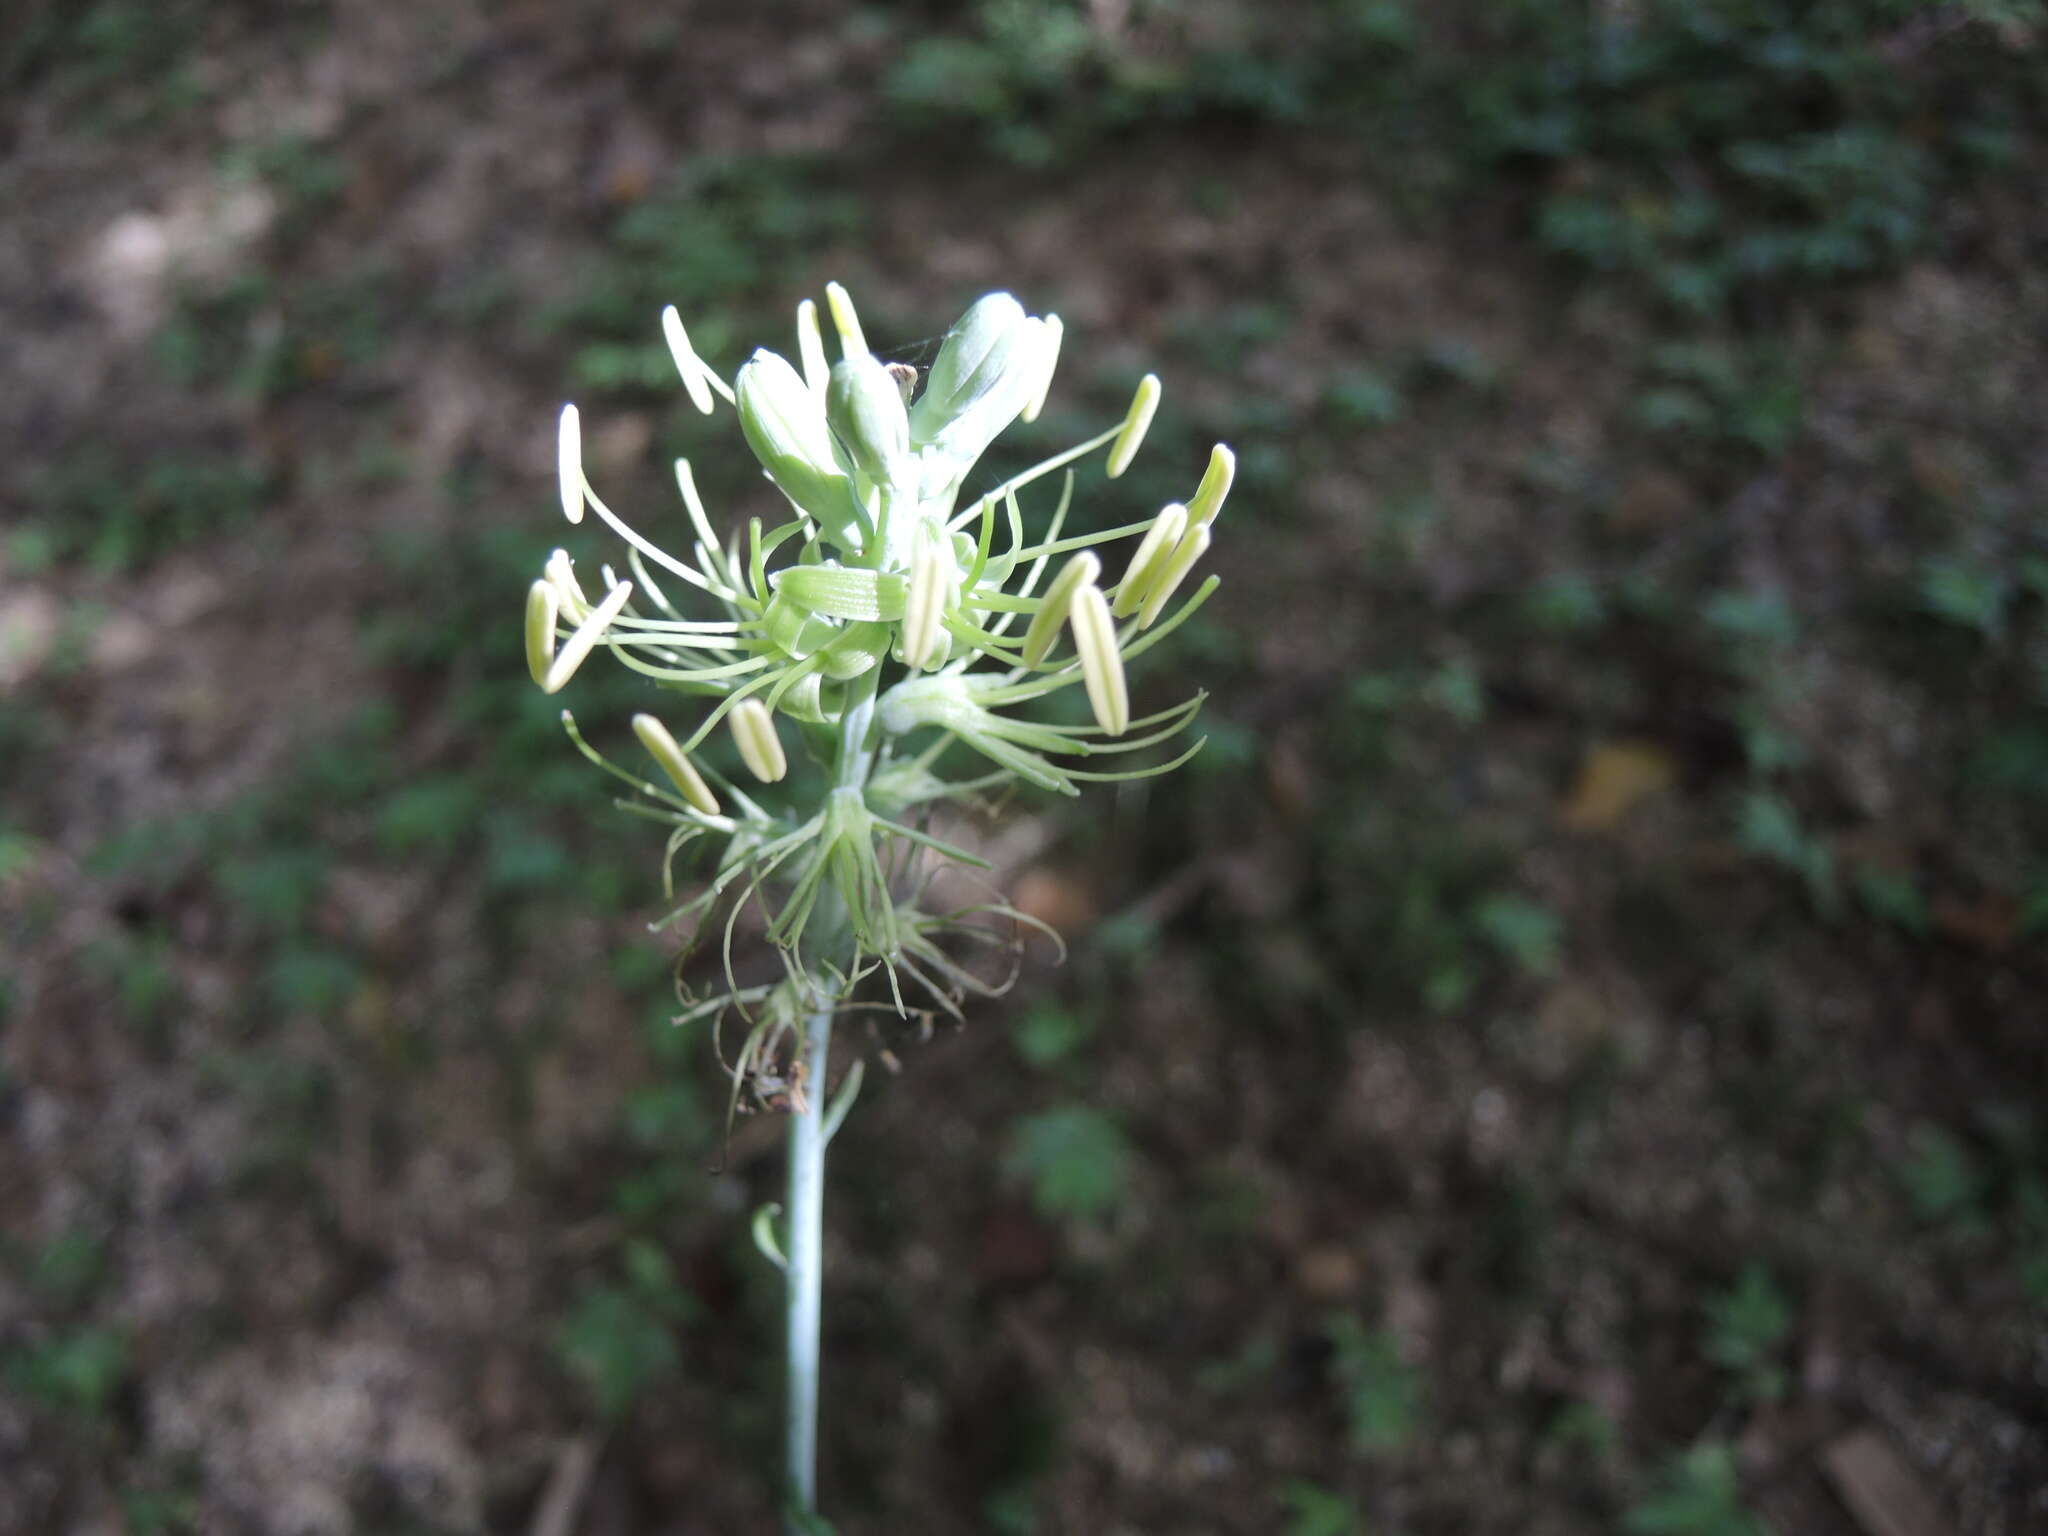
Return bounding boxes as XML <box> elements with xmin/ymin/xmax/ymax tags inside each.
<box><xmin>532</xmin><ymin>284</ymin><xmax>1235</xmax><ymax>1060</ymax></box>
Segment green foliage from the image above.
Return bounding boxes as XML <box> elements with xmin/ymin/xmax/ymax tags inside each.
<box><xmin>1473</xmin><ymin>892</ymin><xmax>1562</xmax><ymax>978</ymax></box>
<box><xmin>556</xmin><ymin>1240</ymin><xmax>695</xmax><ymax>1420</ymax></box>
<box><xmin>1898</xmin><ymin>1124</ymin><xmax>1987</xmax><ymax>1224</ymax></box>
<box><xmin>1918</xmin><ymin>557</ymin><xmax>2010</xmax><ymax>639</ymax></box>
<box><xmin>26</xmin><ymin>449</ymin><xmax>270</xmax><ymax>574</ymax></box>
<box><xmin>4</xmin><ymin>1327</ymin><xmax>129</xmax><ymax>1419</ymax></box>
<box><xmin>1006</xmin><ymin>1105</ymin><xmax>1131</xmax><ymax>1222</ymax></box>
<box><xmin>1736</xmin><ymin>791</ymin><xmax>1835</xmax><ymax>913</ymax></box>
<box><xmin>1326</xmin><ymin>1316</ymin><xmax>1422</xmax><ymax>1455</ymax></box>
<box><xmin>1703</xmin><ymin>1262</ymin><xmax>1794</xmax><ymax>1401</ymax></box>
<box><xmin>1279</xmin><ymin>1480</ymin><xmax>1365</xmax><ymax>1536</ymax></box>
<box><xmin>1012</xmin><ymin>1004</ymin><xmax>1095</xmax><ymax>1068</ymax></box>
<box><xmin>1624</xmin><ymin>1444</ymin><xmax>1762</xmax><ymax>1536</ymax></box>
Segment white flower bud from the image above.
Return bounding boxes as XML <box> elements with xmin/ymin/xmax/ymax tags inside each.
<box><xmin>737</xmin><ymin>350</ymin><xmax>856</xmax><ymax>539</ymax></box>
<box><xmin>826</xmin><ymin>354</ymin><xmax>912</xmax><ymax>492</ymax></box>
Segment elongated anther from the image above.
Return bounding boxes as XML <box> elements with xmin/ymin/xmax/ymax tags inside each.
<box><xmin>1022</xmin><ymin>314</ymin><xmax>1063</xmax><ymax>424</ymax></box>
<box><xmin>1106</xmin><ymin>373</ymin><xmax>1160</xmax><ymax>479</ymax></box>
<box><xmin>661</xmin><ymin>306</ymin><xmax>716</xmax><ymax>415</ymax></box>
<box><xmin>632</xmin><ymin>713</ymin><xmax>721</xmax><ymax>815</ymax></box>
<box><xmin>900</xmin><ymin>540</ymin><xmax>950</xmax><ymax>671</ymax></box>
<box><xmin>1188</xmin><ymin>444</ymin><xmax>1236</xmax><ymax>528</ymax></box>
<box><xmin>542</xmin><ymin>579</ymin><xmax>633</xmax><ymax>694</ymax></box>
<box><xmin>524</xmin><ymin>580</ymin><xmax>560</xmax><ymax>687</ymax></box>
<box><xmin>1070</xmin><ymin>583</ymin><xmax>1129</xmax><ymax>736</ymax></box>
<box><xmin>544</xmin><ymin>547</ymin><xmax>590</xmax><ymax>620</ymax></box>
<box><xmin>557</xmin><ymin>404</ymin><xmax>584</xmax><ymax>523</ymax></box>
<box><xmin>1112</xmin><ymin>501</ymin><xmax>1188</xmax><ymax>618</ymax></box>
<box><xmin>730</xmin><ymin>697</ymin><xmax>788</xmax><ymax>783</ymax></box>
<box><xmin>796</xmin><ymin>298</ymin><xmax>829</xmax><ymax>397</ymax></box>
<box><xmin>1138</xmin><ymin>525</ymin><xmax>1211</xmax><ymax>629</ymax></box>
<box><xmin>1020</xmin><ymin>550</ymin><xmax>1102</xmax><ymax>667</ymax></box>
<box><xmin>823</xmin><ymin>281</ymin><xmax>866</xmax><ymax>360</ymax></box>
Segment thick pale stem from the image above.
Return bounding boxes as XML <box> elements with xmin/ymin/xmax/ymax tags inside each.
<box><xmin>783</xmin><ymin>1003</ymin><xmax>832</xmax><ymax>1530</ymax></box>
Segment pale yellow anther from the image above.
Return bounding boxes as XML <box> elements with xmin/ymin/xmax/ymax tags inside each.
<box><xmin>545</xmin><ymin>548</ymin><xmax>591</xmax><ymax>621</ymax></box>
<box><xmin>557</xmin><ymin>404</ymin><xmax>584</xmax><ymax>523</ymax></box>
<box><xmin>1020</xmin><ymin>551</ymin><xmax>1102</xmax><ymax>668</ymax></box>
<box><xmin>524</xmin><ymin>580</ymin><xmax>559</xmax><ymax>688</ymax></box>
<box><xmin>632</xmin><ymin>713</ymin><xmax>721</xmax><ymax>815</ymax></box>
<box><xmin>900</xmin><ymin>539</ymin><xmax>951</xmax><ymax>671</ymax></box>
<box><xmin>542</xmin><ymin>579</ymin><xmax>633</xmax><ymax>694</ymax></box>
<box><xmin>730</xmin><ymin>697</ymin><xmax>789</xmax><ymax>783</ymax></box>
<box><xmin>1106</xmin><ymin>373</ymin><xmax>1160</xmax><ymax>479</ymax></box>
<box><xmin>661</xmin><ymin>306</ymin><xmax>716</xmax><ymax>415</ymax></box>
<box><xmin>1187</xmin><ymin>444</ymin><xmax>1236</xmax><ymax>528</ymax></box>
<box><xmin>1021</xmin><ymin>314</ymin><xmax>1063</xmax><ymax>424</ymax></box>
<box><xmin>1111</xmin><ymin>501</ymin><xmax>1189</xmax><ymax>619</ymax></box>
<box><xmin>1069</xmin><ymin>583</ymin><xmax>1129</xmax><ymax>736</ymax></box>
<box><xmin>795</xmin><ymin>298</ymin><xmax>829</xmax><ymax>398</ymax></box>
<box><xmin>823</xmin><ymin>281</ymin><xmax>866</xmax><ymax>360</ymax></box>
<box><xmin>1137</xmin><ymin>525</ymin><xmax>1211</xmax><ymax>629</ymax></box>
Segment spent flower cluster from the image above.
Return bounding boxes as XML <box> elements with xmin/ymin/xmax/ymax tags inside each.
<box><xmin>527</xmin><ymin>284</ymin><xmax>1233</xmax><ymax>1070</ymax></box>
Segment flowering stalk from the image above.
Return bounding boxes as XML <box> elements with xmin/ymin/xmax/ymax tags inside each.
<box><xmin>530</xmin><ymin>284</ymin><xmax>1234</xmax><ymax>1528</ymax></box>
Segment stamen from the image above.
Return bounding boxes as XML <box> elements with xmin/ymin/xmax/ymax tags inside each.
<box><xmin>633</xmin><ymin>713</ymin><xmax>722</xmax><ymax>815</ymax></box>
<box><xmin>1188</xmin><ymin>444</ymin><xmax>1236</xmax><ymax>528</ymax></box>
<box><xmin>558</xmin><ymin>404</ymin><xmax>584</xmax><ymax>523</ymax></box>
<box><xmin>1019</xmin><ymin>550</ymin><xmax>1101</xmax><ymax>667</ymax></box>
<box><xmin>524</xmin><ymin>580</ymin><xmax>559</xmax><ymax>687</ymax></box>
<box><xmin>900</xmin><ymin>539</ymin><xmax>950</xmax><ymax>671</ymax></box>
<box><xmin>545</xmin><ymin>548</ymin><xmax>590</xmax><ymax>620</ymax></box>
<box><xmin>1069</xmin><ymin>583</ymin><xmax>1129</xmax><ymax>736</ymax></box>
<box><xmin>1106</xmin><ymin>373</ymin><xmax>1160</xmax><ymax>479</ymax></box>
<box><xmin>1137</xmin><ymin>526</ymin><xmax>1212</xmax><ymax>629</ymax></box>
<box><xmin>1111</xmin><ymin>502</ymin><xmax>1188</xmax><ymax>618</ymax></box>
<box><xmin>543</xmin><ymin>579</ymin><xmax>633</xmax><ymax>694</ymax></box>
<box><xmin>731</xmin><ymin>697</ymin><xmax>789</xmax><ymax>783</ymax></box>
<box><xmin>661</xmin><ymin>306</ymin><xmax>717</xmax><ymax>415</ymax></box>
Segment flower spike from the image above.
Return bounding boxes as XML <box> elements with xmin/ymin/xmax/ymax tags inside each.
<box><xmin>1106</xmin><ymin>373</ymin><xmax>1160</xmax><ymax>479</ymax></box>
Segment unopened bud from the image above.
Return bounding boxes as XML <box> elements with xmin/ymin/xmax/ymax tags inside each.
<box><xmin>1020</xmin><ymin>551</ymin><xmax>1101</xmax><ymax>668</ymax></box>
<box><xmin>1070</xmin><ymin>583</ymin><xmax>1129</xmax><ymax>736</ymax></box>
<box><xmin>737</xmin><ymin>349</ymin><xmax>854</xmax><ymax>536</ymax></box>
<box><xmin>1106</xmin><ymin>373</ymin><xmax>1160</xmax><ymax>479</ymax></box>
<box><xmin>826</xmin><ymin>353</ymin><xmax>912</xmax><ymax>491</ymax></box>
<box><xmin>730</xmin><ymin>697</ymin><xmax>789</xmax><ymax>783</ymax></box>
<box><xmin>633</xmin><ymin>713</ymin><xmax>721</xmax><ymax>815</ymax></box>
<box><xmin>1187</xmin><ymin>444</ymin><xmax>1235</xmax><ymax>528</ymax></box>
<box><xmin>557</xmin><ymin>404</ymin><xmax>584</xmax><ymax>523</ymax></box>
<box><xmin>909</xmin><ymin>293</ymin><xmax>1052</xmax><ymax>467</ymax></box>
<box><xmin>1111</xmin><ymin>502</ymin><xmax>1188</xmax><ymax>618</ymax></box>
<box><xmin>542</xmin><ymin>579</ymin><xmax>632</xmax><ymax>694</ymax></box>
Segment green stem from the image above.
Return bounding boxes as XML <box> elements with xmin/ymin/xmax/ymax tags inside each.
<box><xmin>783</xmin><ymin>666</ymin><xmax>881</xmax><ymax>1530</ymax></box>
<box><xmin>783</xmin><ymin>1002</ymin><xmax>831</xmax><ymax>1531</ymax></box>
